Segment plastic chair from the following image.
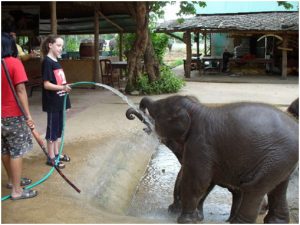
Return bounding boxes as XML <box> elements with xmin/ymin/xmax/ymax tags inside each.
<box><xmin>99</xmin><ymin>59</ymin><xmax>120</xmax><ymax>88</ymax></box>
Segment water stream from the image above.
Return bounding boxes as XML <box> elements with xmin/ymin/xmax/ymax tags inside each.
<box><xmin>74</xmin><ymin>82</ymin><xmax>154</xmax><ymax>131</ymax></box>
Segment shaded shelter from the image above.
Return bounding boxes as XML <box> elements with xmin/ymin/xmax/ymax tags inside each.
<box><xmin>156</xmin><ymin>11</ymin><xmax>298</xmax><ymax>79</ymax></box>
<box><xmin>2</xmin><ymin>1</ymin><xmax>138</xmax><ymax>84</ymax></box>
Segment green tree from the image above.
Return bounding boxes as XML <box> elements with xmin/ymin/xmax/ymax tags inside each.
<box><xmin>125</xmin><ymin>1</ymin><xmax>207</xmax><ymax>93</ymax></box>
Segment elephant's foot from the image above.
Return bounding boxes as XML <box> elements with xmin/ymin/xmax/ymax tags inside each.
<box><xmin>230</xmin><ymin>214</ymin><xmax>256</xmax><ymax>224</ymax></box>
<box><xmin>168</xmin><ymin>202</ymin><xmax>182</xmax><ymax>214</ymax></box>
<box><xmin>263</xmin><ymin>212</ymin><xmax>289</xmax><ymax>223</ymax></box>
<box><xmin>177</xmin><ymin>210</ymin><xmax>203</xmax><ymax>224</ymax></box>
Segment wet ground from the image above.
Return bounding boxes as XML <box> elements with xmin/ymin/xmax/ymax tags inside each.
<box><xmin>2</xmin><ymin>74</ymin><xmax>299</xmax><ymax>223</ymax></box>
<box><xmin>128</xmin><ymin>145</ymin><xmax>232</xmax><ymax>223</ymax></box>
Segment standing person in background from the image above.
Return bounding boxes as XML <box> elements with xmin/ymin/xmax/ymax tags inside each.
<box><xmin>2</xmin><ymin>22</ymin><xmax>37</xmax><ymax>62</ymax></box>
<box><xmin>9</xmin><ymin>31</ymin><xmax>37</xmax><ymax>61</ymax></box>
<box><xmin>1</xmin><ymin>32</ymin><xmax>38</xmax><ymax>200</ymax></box>
<box><xmin>40</xmin><ymin>34</ymin><xmax>72</xmax><ymax>169</ymax></box>
<box><xmin>222</xmin><ymin>48</ymin><xmax>234</xmax><ymax>73</ymax></box>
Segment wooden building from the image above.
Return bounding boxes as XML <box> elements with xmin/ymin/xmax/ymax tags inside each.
<box><xmin>156</xmin><ymin>11</ymin><xmax>299</xmax><ymax>79</ymax></box>
<box><xmin>2</xmin><ymin>1</ymin><xmax>137</xmax><ymax>84</ymax></box>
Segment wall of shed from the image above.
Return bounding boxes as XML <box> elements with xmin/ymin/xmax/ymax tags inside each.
<box><xmin>211</xmin><ymin>33</ymin><xmax>234</xmax><ymax>56</ymax></box>
<box><xmin>23</xmin><ymin>57</ymin><xmax>119</xmax><ymax>83</ymax></box>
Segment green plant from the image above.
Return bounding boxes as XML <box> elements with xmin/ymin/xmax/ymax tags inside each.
<box><xmin>167</xmin><ymin>59</ymin><xmax>184</xmax><ymax>68</ymax></box>
<box><xmin>151</xmin><ymin>33</ymin><xmax>169</xmax><ymax>64</ymax></box>
<box><xmin>121</xmin><ymin>33</ymin><xmax>169</xmax><ymax>64</ymax></box>
<box><xmin>137</xmin><ymin>66</ymin><xmax>185</xmax><ymax>95</ymax></box>
<box><xmin>65</xmin><ymin>36</ymin><xmax>79</xmax><ymax>52</ymax></box>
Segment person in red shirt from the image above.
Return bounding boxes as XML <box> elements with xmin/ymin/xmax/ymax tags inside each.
<box><xmin>1</xmin><ymin>32</ymin><xmax>38</xmax><ymax>200</ymax></box>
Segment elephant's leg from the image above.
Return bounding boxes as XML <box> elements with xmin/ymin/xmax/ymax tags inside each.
<box><xmin>264</xmin><ymin>178</ymin><xmax>290</xmax><ymax>223</ymax></box>
<box><xmin>227</xmin><ymin>189</ymin><xmax>243</xmax><ymax>222</ymax></box>
<box><xmin>197</xmin><ymin>183</ymin><xmax>215</xmax><ymax>220</ymax></box>
<box><xmin>230</xmin><ymin>191</ymin><xmax>264</xmax><ymax>223</ymax></box>
<box><xmin>168</xmin><ymin>167</ymin><xmax>183</xmax><ymax>214</ymax></box>
<box><xmin>177</xmin><ymin>169</ymin><xmax>211</xmax><ymax>223</ymax></box>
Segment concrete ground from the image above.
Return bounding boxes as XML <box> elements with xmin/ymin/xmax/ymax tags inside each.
<box><xmin>1</xmin><ymin>69</ymin><xmax>299</xmax><ymax>223</ymax></box>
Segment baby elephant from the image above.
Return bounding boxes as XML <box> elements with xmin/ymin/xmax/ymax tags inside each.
<box><xmin>287</xmin><ymin>98</ymin><xmax>298</xmax><ymax>119</ymax></box>
<box><xmin>127</xmin><ymin>95</ymin><xmax>298</xmax><ymax>224</ymax></box>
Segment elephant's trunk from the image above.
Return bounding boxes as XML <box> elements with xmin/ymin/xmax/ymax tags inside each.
<box><xmin>125</xmin><ymin>107</ymin><xmax>152</xmax><ymax>134</ymax></box>
<box><xmin>126</xmin><ymin>108</ymin><xmax>144</xmax><ymax>121</ymax></box>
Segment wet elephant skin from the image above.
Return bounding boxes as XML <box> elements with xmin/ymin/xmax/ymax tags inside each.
<box><xmin>135</xmin><ymin>95</ymin><xmax>298</xmax><ymax>224</ymax></box>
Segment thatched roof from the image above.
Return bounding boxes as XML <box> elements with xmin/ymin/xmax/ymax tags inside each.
<box><xmin>156</xmin><ymin>11</ymin><xmax>299</xmax><ymax>34</ymax></box>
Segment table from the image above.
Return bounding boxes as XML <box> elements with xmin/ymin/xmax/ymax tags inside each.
<box><xmin>111</xmin><ymin>61</ymin><xmax>127</xmax><ymax>70</ymax></box>
<box><xmin>183</xmin><ymin>56</ymin><xmax>202</xmax><ymax>71</ymax></box>
<box><xmin>201</xmin><ymin>56</ymin><xmax>223</xmax><ymax>72</ymax></box>
<box><xmin>111</xmin><ymin>61</ymin><xmax>128</xmax><ymax>79</ymax></box>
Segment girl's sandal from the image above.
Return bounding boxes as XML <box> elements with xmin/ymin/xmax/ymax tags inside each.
<box><xmin>56</xmin><ymin>154</ymin><xmax>71</xmax><ymax>162</ymax></box>
<box><xmin>6</xmin><ymin>178</ymin><xmax>32</xmax><ymax>189</ymax></box>
<box><xmin>11</xmin><ymin>189</ymin><xmax>38</xmax><ymax>200</ymax></box>
<box><xmin>46</xmin><ymin>158</ymin><xmax>65</xmax><ymax>169</ymax></box>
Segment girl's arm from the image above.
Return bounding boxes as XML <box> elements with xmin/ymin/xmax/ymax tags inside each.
<box><xmin>15</xmin><ymin>83</ymin><xmax>35</xmax><ymax>128</ymax></box>
<box><xmin>43</xmin><ymin>80</ymin><xmax>71</xmax><ymax>92</ymax></box>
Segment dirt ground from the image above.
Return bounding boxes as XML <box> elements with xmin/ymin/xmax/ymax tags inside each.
<box><xmin>1</xmin><ymin>64</ymin><xmax>299</xmax><ymax>223</ymax></box>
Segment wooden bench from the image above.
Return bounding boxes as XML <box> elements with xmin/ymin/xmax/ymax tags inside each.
<box><xmin>26</xmin><ymin>75</ymin><xmax>42</xmax><ymax>97</ymax></box>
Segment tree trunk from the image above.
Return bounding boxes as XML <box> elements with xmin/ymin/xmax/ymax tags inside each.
<box><xmin>126</xmin><ymin>2</ymin><xmax>149</xmax><ymax>92</ymax></box>
<box><xmin>126</xmin><ymin>2</ymin><xmax>160</xmax><ymax>92</ymax></box>
<box><xmin>144</xmin><ymin>30</ymin><xmax>160</xmax><ymax>82</ymax></box>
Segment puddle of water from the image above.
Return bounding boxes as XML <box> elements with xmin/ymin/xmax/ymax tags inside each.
<box><xmin>128</xmin><ymin>144</ymin><xmax>233</xmax><ymax>223</ymax></box>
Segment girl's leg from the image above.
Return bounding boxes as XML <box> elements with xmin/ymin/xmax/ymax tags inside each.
<box><xmin>47</xmin><ymin>141</ymin><xmax>55</xmax><ymax>159</ymax></box>
<box><xmin>10</xmin><ymin>157</ymin><xmax>23</xmax><ymax>198</ymax></box>
<box><xmin>54</xmin><ymin>140</ymin><xmax>59</xmax><ymax>156</ymax></box>
<box><xmin>2</xmin><ymin>154</ymin><xmax>12</xmax><ymax>183</ymax></box>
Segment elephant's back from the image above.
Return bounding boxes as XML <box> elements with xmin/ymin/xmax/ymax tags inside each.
<box><xmin>211</xmin><ymin>102</ymin><xmax>298</xmax><ymax>163</ymax></box>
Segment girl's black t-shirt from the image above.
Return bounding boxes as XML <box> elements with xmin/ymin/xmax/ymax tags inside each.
<box><xmin>42</xmin><ymin>56</ymin><xmax>71</xmax><ymax>112</ymax></box>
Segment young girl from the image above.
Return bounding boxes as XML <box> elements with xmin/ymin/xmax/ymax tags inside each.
<box><xmin>41</xmin><ymin>35</ymin><xmax>71</xmax><ymax>169</ymax></box>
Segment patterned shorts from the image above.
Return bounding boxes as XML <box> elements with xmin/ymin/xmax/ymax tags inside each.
<box><xmin>1</xmin><ymin>116</ymin><xmax>33</xmax><ymax>158</ymax></box>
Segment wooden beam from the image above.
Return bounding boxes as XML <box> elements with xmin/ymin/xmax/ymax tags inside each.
<box><xmin>257</xmin><ymin>34</ymin><xmax>283</xmax><ymax>42</ymax></box>
<box><xmin>97</xmin><ymin>10</ymin><xmax>124</xmax><ymax>32</ymax></box>
<box><xmin>50</xmin><ymin>1</ymin><xmax>57</xmax><ymax>34</ymax></box>
<box><xmin>165</xmin><ymin>32</ymin><xmax>184</xmax><ymax>43</ymax></box>
<box><xmin>94</xmin><ymin>9</ymin><xmax>100</xmax><ymax>83</ymax></box>
<box><xmin>278</xmin><ymin>46</ymin><xmax>293</xmax><ymax>51</ymax></box>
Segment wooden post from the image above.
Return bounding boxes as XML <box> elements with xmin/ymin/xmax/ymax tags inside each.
<box><xmin>281</xmin><ymin>36</ymin><xmax>288</xmax><ymax>79</ymax></box>
<box><xmin>196</xmin><ymin>32</ymin><xmax>200</xmax><ymax>58</ymax></box>
<box><xmin>119</xmin><ymin>32</ymin><xmax>123</xmax><ymax>61</ymax></box>
<box><xmin>119</xmin><ymin>32</ymin><xmax>123</xmax><ymax>77</ymax></box>
<box><xmin>185</xmin><ymin>31</ymin><xmax>191</xmax><ymax>78</ymax></box>
<box><xmin>50</xmin><ymin>1</ymin><xmax>57</xmax><ymax>34</ymax></box>
<box><xmin>196</xmin><ymin>32</ymin><xmax>200</xmax><ymax>71</ymax></box>
<box><xmin>204</xmin><ymin>33</ymin><xmax>207</xmax><ymax>56</ymax></box>
<box><xmin>94</xmin><ymin>10</ymin><xmax>100</xmax><ymax>83</ymax></box>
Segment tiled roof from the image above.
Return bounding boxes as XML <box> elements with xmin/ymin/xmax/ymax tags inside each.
<box><xmin>157</xmin><ymin>11</ymin><xmax>299</xmax><ymax>33</ymax></box>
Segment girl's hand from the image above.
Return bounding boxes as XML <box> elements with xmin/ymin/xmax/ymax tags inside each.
<box><xmin>26</xmin><ymin>118</ymin><xmax>35</xmax><ymax>129</ymax></box>
<box><xmin>63</xmin><ymin>84</ymin><xmax>72</xmax><ymax>93</ymax></box>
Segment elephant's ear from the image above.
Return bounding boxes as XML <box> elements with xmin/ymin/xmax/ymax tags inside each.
<box><xmin>169</xmin><ymin>107</ymin><xmax>191</xmax><ymax>141</ymax></box>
